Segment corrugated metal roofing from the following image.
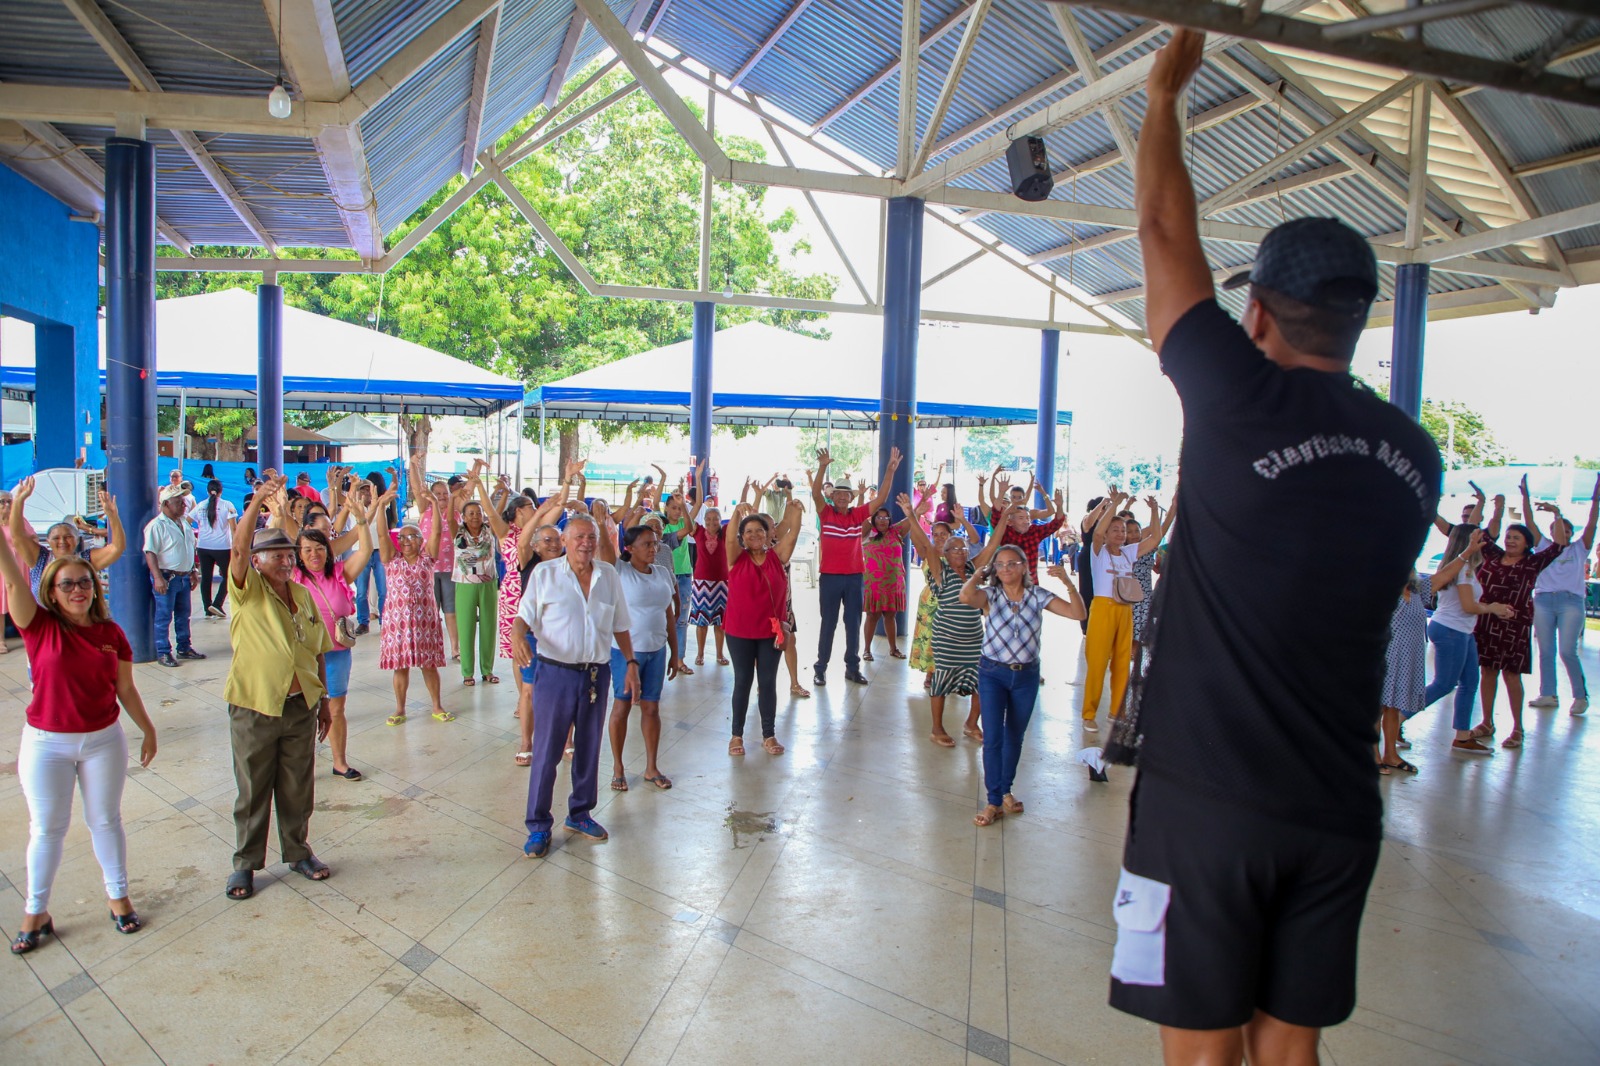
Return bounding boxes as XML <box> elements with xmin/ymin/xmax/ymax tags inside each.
<box><xmin>0</xmin><ymin>0</ymin><xmax>1594</xmax><ymax>329</ymax></box>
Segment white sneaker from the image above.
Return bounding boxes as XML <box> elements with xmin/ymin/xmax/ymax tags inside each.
<box><xmin>1571</xmin><ymin>699</ymin><xmax>1588</xmax><ymax>716</ymax></box>
<box><xmin>1083</xmin><ymin>719</ymin><xmax>1099</xmax><ymax>733</ymax></box>
<box><xmin>1528</xmin><ymin>695</ymin><xmax>1559</xmax><ymax>709</ymax></box>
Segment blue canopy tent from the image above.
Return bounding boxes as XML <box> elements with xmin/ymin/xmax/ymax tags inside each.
<box><xmin>522</xmin><ymin>322</ymin><xmax>1073</xmax><ymax>431</ymax></box>
<box><xmin>1</xmin><ymin>289</ymin><xmax>525</xmax><ymax>418</ymax></box>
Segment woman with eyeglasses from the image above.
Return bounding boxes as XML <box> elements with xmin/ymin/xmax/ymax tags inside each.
<box><xmin>861</xmin><ymin>506</ymin><xmax>912</xmax><ymax>661</ymax></box>
<box><xmin>0</xmin><ymin>514</ymin><xmax>156</xmax><ymax>953</ymax></box>
<box><xmin>724</xmin><ymin>498</ymin><xmax>804</xmax><ymax>756</ymax></box>
<box><xmin>960</xmin><ymin>505</ymin><xmax>1086</xmax><ymax>827</ymax></box>
<box><xmin>377</xmin><ymin>492</ymin><xmax>451</xmax><ymax>726</ymax></box>
<box><xmin>9</xmin><ymin>478</ymin><xmax>127</xmax><ymax>599</ymax></box>
<box><xmin>294</xmin><ymin>488</ymin><xmax>378</xmax><ymax>780</ymax></box>
<box><xmin>902</xmin><ymin>495</ymin><xmax>992</xmax><ymax>747</ymax></box>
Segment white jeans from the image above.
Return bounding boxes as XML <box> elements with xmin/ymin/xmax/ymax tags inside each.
<box><xmin>18</xmin><ymin>721</ymin><xmax>130</xmax><ymax>914</ymax></box>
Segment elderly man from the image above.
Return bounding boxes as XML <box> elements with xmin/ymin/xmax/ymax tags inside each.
<box><xmin>808</xmin><ymin>446</ymin><xmax>900</xmax><ymax>687</ymax></box>
<box><xmin>512</xmin><ymin>514</ymin><xmax>640</xmax><ymax>858</ymax></box>
<box><xmin>221</xmin><ymin>476</ymin><xmax>334</xmax><ymax>901</ymax></box>
<box><xmin>144</xmin><ymin>484</ymin><xmax>202</xmax><ymax>667</ymax></box>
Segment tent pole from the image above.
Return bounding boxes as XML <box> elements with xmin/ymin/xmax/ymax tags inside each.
<box><xmin>826</xmin><ymin>411</ymin><xmax>832</xmax><ymax>453</ymax></box>
<box><xmin>513</xmin><ymin>402</ymin><xmax>523</xmax><ymax>488</ymax></box>
<box><xmin>177</xmin><ymin>386</ymin><xmax>186</xmax><ymax>470</ymax></box>
<box><xmin>538</xmin><ymin>402</ymin><xmax>546</xmax><ymax>492</ymax></box>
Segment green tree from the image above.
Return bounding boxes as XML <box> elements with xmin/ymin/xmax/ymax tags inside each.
<box><xmin>157</xmin><ymin>65</ymin><xmax>837</xmax><ymax>473</ymax></box>
<box><xmin>961</xmin><ymin>426</ymin><xmax>1015</xmax><ymax>472</ymax></box>
<box><xmin>796</xmin><ymin>427</ymin><xmax>872</xmax><ymax>479</ymax></box>
<box><xmin>1361</xmin><ymin>383</ymin><xmax>1506</xmax><ymax>469</ymax></box>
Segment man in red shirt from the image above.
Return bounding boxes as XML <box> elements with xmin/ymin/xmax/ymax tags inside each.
<box><xmin>809</xmin><ymin>446</ymin><xmax>900</xmax><ymax>686</ymax></box>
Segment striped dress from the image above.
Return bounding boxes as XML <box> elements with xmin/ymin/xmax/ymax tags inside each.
<box><xmin>930</xmin><ymin>561</ymin><xmax>982</xmax><ymax>697</ymax></box>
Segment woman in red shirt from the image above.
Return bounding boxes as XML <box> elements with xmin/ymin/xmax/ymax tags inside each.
<box><xmin>0</xmin><ymin>523</ymin><xmax>156</xmax><ymax>954</ymax></box>
<box><xmin>724</xmin><ymin>500</ymin><xmax>803</xmax><ymax>756</ymax></box>
<box><xmin>690</xmin><ymin>507</ymin><xmax>730</xmax><ymax>666</ymax></box>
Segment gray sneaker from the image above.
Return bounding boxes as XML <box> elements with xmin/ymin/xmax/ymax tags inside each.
<box><xmin>1528</xmin><ymin>695</ymin><xmax>1559</xmax><ymax>709</ymax></box>
<box><xmin>1571</xmin><ymin>699</ymin><xmax>1588</xmax><ymax>716</ymax></box>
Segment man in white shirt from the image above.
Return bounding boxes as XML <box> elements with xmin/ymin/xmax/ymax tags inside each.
<box><xmin>1529</xmin><ymin>481</ymin><xmax>1600</xmax><ymax>715</ymax></box>
<box><xmin>144</xmin><ymin>484</ymin><xmax>203</xmax><ymax>667</ymax></box>
<box><xmin>512</xmin><ymin>513</ymin><xmax>641</xmax><ymax>857</ymax></box>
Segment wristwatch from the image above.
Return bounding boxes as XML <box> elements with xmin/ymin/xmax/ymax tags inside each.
<box><xmin>626</xmin><ymin>659</ymin><xmax>639</xmax><ymax>667</ymax></box>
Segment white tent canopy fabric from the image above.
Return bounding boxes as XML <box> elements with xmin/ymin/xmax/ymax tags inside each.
<box><xmin>523</xmin><ymin>322</ymin><xmax>1072</xmax><ymax>429</ymax></box>
<box><xmin>317</xmin><ymin>412</ymin><xmax>396</xmax><ymax>445</ymax></box>
<box><xmin>1</xmin><ymin>289</ymin><xmax>524</xmax><ymax>416</ymax></box>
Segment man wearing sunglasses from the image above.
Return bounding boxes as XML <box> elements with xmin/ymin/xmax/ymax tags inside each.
<box><xmin>218</xmin><ymin>476</ymin><xmax>335</xmax><ymax>903</ymax></box>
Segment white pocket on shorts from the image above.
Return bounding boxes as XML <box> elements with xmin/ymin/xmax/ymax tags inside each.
<box><xmin>1110</xmin><ymin>867</ymin><xmax>1171</xmax><ymax>987</ymax></box>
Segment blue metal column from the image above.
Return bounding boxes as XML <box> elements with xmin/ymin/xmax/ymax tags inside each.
<box><xmin>104</xmin><ymin>136</ymin><xmax>157</xmax><ymax>661</ymax></box>
<box><xmin>1389</xmin><ymin>263</ymin><xmax>1428</xmax><ymax>421</ymax></box>
<box><xmin>689</xmin><ymin>300</ymin><xmax>714</xmax><ymax>499</ymax></box>
<box><xmin>258</xmin><ymin>283</ymin><xmax>285</xmax><ymax>470</ymax></box>
<box><xmin>1036</xmin><ymin>329</ymin><xmax>1061</xmax><ymax>496</ymax></box>
<box><xmin>881</xmin><ymin>197</ymin><xmax>923</xmax><ymax>632</ymax></box>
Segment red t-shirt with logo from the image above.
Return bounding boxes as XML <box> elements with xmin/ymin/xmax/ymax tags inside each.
<box><xmin>818</xmin><ymin>505</ymin><xmax>870</xmax><ymax>574</ymax></box>
<box><xmin>21</xmin><ymin>612</ymin><xmax>132</xmax><ymax>733</ymax></box>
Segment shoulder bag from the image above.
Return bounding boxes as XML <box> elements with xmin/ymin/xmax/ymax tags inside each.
<box><xmin>306</xmin><ymin>579</ymin><xmax>359</xmax><ymax>648</ymax></box>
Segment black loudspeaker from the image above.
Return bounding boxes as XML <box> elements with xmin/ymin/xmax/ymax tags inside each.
<box><xmin>1006</xmin><ymin>136</ymin><xmax>1054</xmax><ymax>201</ymax></box>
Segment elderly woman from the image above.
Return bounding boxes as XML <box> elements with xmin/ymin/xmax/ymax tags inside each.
<box><xmin>691</xmin><ymin>506</ymin><xmax>730</xmax><ymax>666</ymax></box>
<box><xmin>377</xmin><ymin>492</ymin><xmax>451</xmax><ymax>725</ymax></box>
<box><xmin>861</xmin><ymin>506</ymin><xmax>915</xmax><ymax>661</ymax></box>
<box><xmin>724</xmin><ymin>498</ymin><xmax>804</xmax><ymax>756</ymax></box>
<box><xmin>903</xmin><ymin>495</ymin><xmax>993</xmax><ymax>746</ymax></box>
<box><xmin>294</xmin><ymin>489</ymin><xmax>377</xmax><ymax>780</ymax></box>
<box><xmin>599</xmin><ymin>522</ymin><xmax>685</xmax><ymax>790</ymax></box>
<box><xmin>0</xmin><ymin>509</ymin><xmax>156</xmax><ymax>953</ymax></box>
<box><xmin>10</xmin><ymin>478</ymin><xmax>127</xmax><ymax>598</ymax></box>
<box><xmin>454</xmin><ymin>492</ymin><xmax>500</xmax><ymax>687</ymax></box>
<box><xmin>960</xmin><ymin>517</ymin><xmax>1086</xmax><ymax>827</ymax></box>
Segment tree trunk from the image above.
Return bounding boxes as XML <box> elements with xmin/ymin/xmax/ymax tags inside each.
<box><xmin>401</xmin><ymin>413</ymin><xmax>432</xmax><ymax>460</ymax></box>
<box><xmin>557</xmin><ymin>421</ymin><xmax>579</xmax><ymax>482</ymax></box>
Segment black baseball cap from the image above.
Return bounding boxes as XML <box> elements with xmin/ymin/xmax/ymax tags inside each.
<box><xmin>1221</xmin><ymin>217</ymin><xmax>1379</xmax><ymax>318</ymax></box>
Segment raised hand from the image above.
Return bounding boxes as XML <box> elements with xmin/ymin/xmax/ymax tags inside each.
<box><xmin>816</xmin><ymin>447</ymin><xmax>831</xmax><ymax>467</ymax></box>
<box><xmin>15</xmin><ymin>476</ymin><xmax>34</xmax><ymax>501</ymax></box>
<box><xmin>896</xmin><ymin>492</ymin><xmax>915</xmax><ymax>518</ymax></box>
<box><xmin>1148</xmin><ymin>26</ymin><xmax>1204</xmax><ymax>100</ymax></box>
<box><xmin>1145</xmin><ymin>495</ymin><xmax>1161</xmax><ymax>510</ymax></box>
<box><xmin>1466</xmin><ymin>528</ymin><xmax>1485</xmax><ymax>553</ymax></box>
<box><xmin>1046</xmin><ymin>562</ymin><xmax>1069</xmax><ymax>584</ymax></box>
<box><xmin>886</xmin><ymin>446</ymin><xmax>903</xmax><ymax>471</ymax></box>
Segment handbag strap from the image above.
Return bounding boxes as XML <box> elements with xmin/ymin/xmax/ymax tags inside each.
<box><xmin>752</xmin><ymin>553</ymin><xmax>785</xmax><ymax>618</ymax></box>
<box><xmin>304</xmin><ymin>577</ymin><xmax>347</xmax><ymax>624</ymax></box>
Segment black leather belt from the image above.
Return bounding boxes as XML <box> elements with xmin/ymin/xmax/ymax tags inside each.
<box><xmin>536</xmin><ymin>655</ymin><xmax>607</xmax><ymax>672</ymax></box>
<box><xmin>981</xmin><ymin>656</ymin><xmax>1036</xmax><ymax>672</ymax></box>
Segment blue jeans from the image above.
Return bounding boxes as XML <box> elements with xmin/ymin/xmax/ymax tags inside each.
<box><xmin>1420</xmin><ymin>622</ymin><xmax>1479</xmax><ymax>730</ymax></box>
<box><xmin>354</xmin><ymin>555</ymin><xmax>386</xmax><ymax>625</ymax></box>
<box><xmin>675</xmin><ymin>573</ymin><xmax>692</xmax><ymax>660</ymax></box>
<box><xmin>976</xmin><ymin>656</ymin><xmax>1040</xmax><ymax>806</ymax></box>
<box><xmin>1533</xmin><ymin>591</ymin><xmax>1587</xmax><ymax>700</ymax></box>
<box><xmin>151</xmin><ymin>572</ymin><xmax>193</xmax><ymax>657</ymax></box>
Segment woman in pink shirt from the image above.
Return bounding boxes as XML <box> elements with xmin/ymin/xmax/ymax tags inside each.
<box><xmin>0</xmin><ymin>516</ymin><xmax>157</xmax><ymax>954</ymax></box>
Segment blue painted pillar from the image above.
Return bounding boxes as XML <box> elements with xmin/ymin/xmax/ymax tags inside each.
<box><xmin>34</xmin><ymin>322</ymin><xmax>89</xmax><ymax>469</ymax></box>
<box><xmin>1389</xmin><ymin>263</ymin><xmax>1428</xmax><ymax>421</ymax></box>
<box><xmin>689</xmin><ymin>300</ymin><xmax>713</xmax><ymax>499</ymax></box>
<box><xmin>1036</xmin><ymin>329</ymin><xmax>1060</xmax><ymax>496</ymax></box>
<box><xmin>258</xmin><ymin>284</ymin><xmax>284</xmax><ymax>470</ymax></box>
<box><xmin>104</xmin><ymin>136</ymin><xmax>158</xmax><ymax>661</ymax></box>
<box><xmin>881</xmin><ymin>197</ymin><xmax>923</xmax><ymax>631</ymax></box>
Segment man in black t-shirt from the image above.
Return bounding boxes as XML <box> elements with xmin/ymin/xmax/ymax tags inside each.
<box><xmin>1105</xmin><ymin>30</ymin><xmax>1442</xmax><ymax>1063</ymax></box>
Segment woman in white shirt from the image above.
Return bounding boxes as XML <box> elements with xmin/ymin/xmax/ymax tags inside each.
<box><xmin>1419</xmin><ymin>525</ymin><xmax>1513</xmax><ymax>755</ymax></box>
<box><xmin>1080</xmin><ymin>489</ymin><xmax>1163</xmax><ymax>732</ymax></box>
<box><xmin>195</xmin><ymin>480</ymin><xmax>236</xmax><ymax>618</ymax></box>
<box><xmin>599</xmin><ymin>523</ymin><xmax>685</xmax><ymax>790</ymax></box>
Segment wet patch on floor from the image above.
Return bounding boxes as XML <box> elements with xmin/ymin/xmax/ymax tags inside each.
<box><xmin>724</xmin><ymin>807</ymin><xmax>779</xmax><ymax>848</ymax></box>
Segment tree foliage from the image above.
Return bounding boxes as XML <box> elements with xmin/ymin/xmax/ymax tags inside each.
<box><xmin>1362</xmin><ymin>383</ymin><xmax>1506</xmax><ymax>468</ymax></box>
<box><xmin>961</xmin><ymin>426</ymin><xmax>1015</xmax><ymax>473</ymax></box>
<box><xmin>155</xmin><ymin>66</ymin><xmax>836</xmax><ymax>473</ymax></box>
<box><xmin>795</xmin><ymin>427</ymin><xmax>873</xmax><ymax>479</ymax></box>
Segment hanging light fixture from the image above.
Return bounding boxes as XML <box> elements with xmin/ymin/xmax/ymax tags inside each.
<box><xmin>267</xmin><ymin>0</ymin><xmax>292</xmax><ymax>118</ymax></box>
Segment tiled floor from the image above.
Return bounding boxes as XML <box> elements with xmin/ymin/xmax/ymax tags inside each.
<box><xmin>2</xmin><ymin>578</ymin><xmax>1599</xmax><ymax>1064</ymax></box>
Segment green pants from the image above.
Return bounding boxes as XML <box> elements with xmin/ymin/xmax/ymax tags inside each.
<box><xmin>229</xmin><ymin>695</ymin><xmax>316</xmax><ymax>872</ymax></box>
<box><xmin>455</xmin><ymin>580</ymin><xmax>499</xmax><ymax>680</ymax></box>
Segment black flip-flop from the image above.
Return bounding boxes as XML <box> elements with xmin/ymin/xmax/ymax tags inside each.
<box><xmin>289</xmin><ymin>857</ymin><xmax>331</xmax><ymax>881</ymax></box>
<box><xmin>225</xmin><ymin>870</ymin><xmax>254</xmax><ymax>900</ymax></box>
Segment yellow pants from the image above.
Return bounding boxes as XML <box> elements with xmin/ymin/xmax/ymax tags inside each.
<box><xmin>1082</xmin><ymin>597</ymin><xmax>1133</xmax><ymax>721</ymax></box>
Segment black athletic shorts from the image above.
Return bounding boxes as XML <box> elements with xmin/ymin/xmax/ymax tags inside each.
<box><xmin>1107</xmin><ymin>772</ymin><xmax>1380</xmax><ymax>1031</ymax></box>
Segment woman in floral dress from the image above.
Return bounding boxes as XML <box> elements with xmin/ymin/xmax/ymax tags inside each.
<box><xmin>861</xmin><ymin>506</ymin><xmax>912</xmax><ymax>661</ymax></box>
<box><xmin>379</xmin><ymin>493</ymin><xmax>451</xmax><ymax>725</ymax></box>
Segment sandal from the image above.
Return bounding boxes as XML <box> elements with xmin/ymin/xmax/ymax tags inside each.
<box><xmin>1502</xmin><ymin>730</ymin><xmax>1524</xmax><ymax>749</ymax></box>
<box><xmin>432</xmin><ymin>710</ymin><xmax>456</xmax><ymax>723</ymax></box>
<box><xmin>1001</xmin><ymin>794</ymin><xmax>1024</xmax><ymax>814</ymax></box>
<box><xmin>695</xmin><ymin>656</ymin><xmax>705</xmax><ymax>666</ymax></box>
<box><xmin>484</xmin><ymin>674</ymin><xmax>500</xmax><ymax>684</ymax></box>
<box><xmin>110</xmin><ymin>909</ymin><xmax>143</xmax><ymax>934</ymax></box>
<box><xmin>790</xmin><ymin>683</ymin><xmax>811</xmax><ymax>699</ymax></box>
<box><xmin>386</xmin><ymin>713</ymin><xmax>407</xmax><ymax>726</ymax></box>
<box><xmin>762</xmin><ymin>736</ymin><xmax>786</xmax><ymax>755</ymax></box>
<box><xmin>973</xmin><ymin>805</ymin><xmax>1004</xmax><ymax>827</ymax></box>
<box><xmin>930</xmin><ymin>733</ymin><xmax>956</xmax><ymax>748</ymax></box>
<box><xmin>1470</xmin><ymin>721</ymin><xmax>1495</xmax><ymax>739</ymax></box>
<box><xmin>463</xmin><ymin>677</ymin><xmax>476</xmax><ymax>687</ymax></box>
<box><xmin>514</xmin><ymin>751</ymin><xmax>532</xmax><ymax>766</ymax></box>
<box><xmin>9</xmin><ymin>920</ymin><xmax>53</xmax><ymax>954</ymax></box>
<box><xmin>728</xmin><ymin>737</ymin><xmax>745</xmax><ymax>757</ymax></box>
<box><xmin>679</xmin><ymin>663</ymin><xmax>695</xmax><ymax>676</ymax></box>
<box><xmin>862</xmin><ymin>651</ymin><xmax>875</xmax><ymax>662</ymax></box>
<box><xmin>611</xmin><ymin>775</ymin><xmax>629</xmax><ymax>792</ymax></box>
<box><xmin>224</xmin><ymin>871</ymin><xmax>254</xmax><ymax>900</ymax></box>
<box><xmin>716</xmin><ymin>656</ymin><xmax>729</xmax><ymax>666</ymax></box>
<box><xmin>1389</xmin><ymin>759</ymin><xmax>1419</xmax><ymax>774</ymax></box>
<box><xmin>643</xmin><ymin>773</ymin><xmax>673</xmax><ymax>790</ymax></box>
<box><xmin>963</xmin><ymin>726</ymin><xmax>984</xmax><ymax>742</ymax></box>
<box><xmin>1377</xmin><ymin>763</ymin><xmax>1393</xmax><ymax>776</ymax></box>
<box><xmin>890</xmin><ymin>649</ymin><xmax>906</xmax><ymax>659</ymax></box>
<box><xmin>289</xmin><ymin>856</ymin><xmax>331</xmax><ymax>881</ymax></box>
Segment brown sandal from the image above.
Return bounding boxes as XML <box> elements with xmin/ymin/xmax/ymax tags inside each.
<box><xmin>963</xmin><ymin>726</ymin><xmax>984</xmax><ymax>742</ymax></box>
<box><xmin>930</xmin><ymin>733</ymin><xmax>956</xmax><ymax>748</ymax></box>
<box><xmin>973</xmin><ymin>805</ymin><xmax>1004</xmax><ymax>827</ymax></box>
<box><xmin>728</xmin><ymin>737</ymin><xmax>745</xmax><ymax>757</ymax></box>
<box><xmin>762</xmin><ymin>736</ymin><xmax>786</xmax><ymax>755</ymax></box>
<box><xmin>1001</xmin><ymin>794</ymin><xmax>1024</xmax><ymax>814</ymax></box>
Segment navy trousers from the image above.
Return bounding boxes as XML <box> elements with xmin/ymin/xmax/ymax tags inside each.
<box><xmin>525</xmin><ymin>659</ymin><xmax>610</xmax><ymax>835</ymax></box>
